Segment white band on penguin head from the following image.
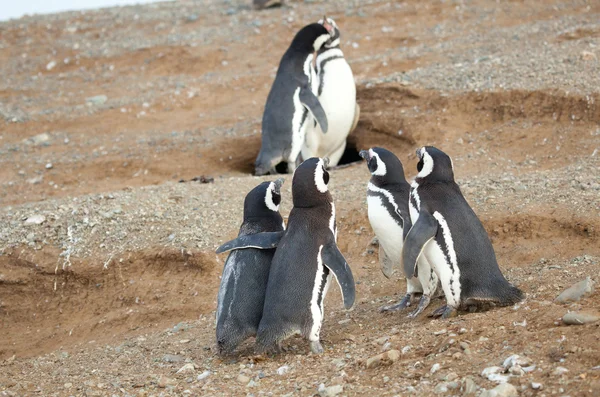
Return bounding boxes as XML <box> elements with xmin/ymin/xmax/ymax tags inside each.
<box><xmin>417</xmin><ymin>149</ymin><xmax>434</xmax><ymax>178</ymax></box>
<box><xmin>265</xmin><ymin>181</ymin><xmax>280</xmax><ymax>211</ymax></box>
<box><xmin>313</xmin><ymin>33</ymin><xmax>332</xmax><ymax>51</ymax></box>
<box><xmin>369</xmin><ymin>148</ymin><xmax>387</xmax><ymax>176</ymax></box>
<box><xmin>314</xmin><ymin>158</ymin><xmax>328</xmax><ymax>193</ymax></box>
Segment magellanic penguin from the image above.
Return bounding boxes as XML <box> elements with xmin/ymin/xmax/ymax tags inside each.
<box><xmin>301</xmin><ymin>16</ymin><xmax>359</xmax><ymax>168</ymax></box>
<box><xmin>256</xmin><ymin>157</ymin><xmax>356</xmax><ymax>354</ymax></box>
<box><xmin>255</xmin><ymin>23</ymin><xmax>334</xmax><ymax>176</ymax></box>
<box><xmin>215</xmin><ymin>179</ymin><xmax>286</xmax><ymax>355</ymax></box>
<box><xmin>403</xmin><ymin>146</ymin><xmax>524</xmax><ymax>318</ymax></box>
<box><xmin>359</xmin><ymin>147</ymin><xmax>438</xmax><ymax>317</ymax></box>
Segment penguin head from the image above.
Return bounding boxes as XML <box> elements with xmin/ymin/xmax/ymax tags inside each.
<box><xmin>291</xmin><ymin>157</ymin><xmax>332</xmax><ymax>207</ymax></box>
<box><xmin>359</xmin><ymin>147</ymin><xmax>407</xmax><ymax>185</ymax></box>
<box><xmin>243</xmin><ymin>179</ymin><xmax>285</xmax><ymax>220</ymax></box>
<box><xmin>415</xmin><ymin>146</ymin><xmax>455</xmax><ymax>182</ymax></box>
<box><xmin>291</xmin><ymin>23</ymin><xmax>334</xmax><ymax>53</ymax></box>
<box><xmin>318</xmin><ymin>16</ymin><xmax>341</xmax><ymax>49</ymax></box>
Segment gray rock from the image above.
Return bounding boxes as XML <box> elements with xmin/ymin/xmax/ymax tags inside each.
<box><xmin>562</xmin><ymin>311</ymin><xmax>600</xmax><ymax>325</ymax></box>
<box><xmin>86</xmin><ymin>95</ymin><xmax>108</xmax><ymax>105</ymax></box>
<box><xmin>236</xmin><ymin>374</ymin><xmax>250</xmax><ymax>384</ymax></box>
<box><xmin>197</xmin><ymin>371</ymin><xmax>210</xmax><ymax>381</ymax></box>
<box><xmin>318</xmin><ymin>384</ymin><xmax>343</xmax><ymax>397</ymax></box>
<box><xmin>555</xmin><ymin>277</ymin><xmax>594</xmax><ymax>303</ymax></box>
<box><xmin>434</xmin><ymin>382</ymin><xmax>449</xmax><ymax>394</ymax></box>
<box><xmin>26</xmin><ymin>132</ymin><xmax>51</xmax><ymax>146</ymax></box>
<box><xmin>24</xmin><ymin>214</ymin><xmax>45</xmax><ymax>225</ymax></box>
<box><xmin>463</xmin><ymin>377</ymin><xmax>477</xmax><ymax>395</ymax></box>
<box><xmin>162</xmin><ymin>354</ymin><xmax>184</xmax><ymax>363</ymax></box>
<box><xmin>552</xmin><ymin>366</ymin><xmax>569</xmax><ymax>376</ymax></box>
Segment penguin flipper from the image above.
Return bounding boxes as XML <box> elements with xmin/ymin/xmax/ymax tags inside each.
<box><xmin>321</xmin><ymin>242</ymin><xmax>355</xmax><ymax>309</ymax></box>
<box><xmin>402</xmin><ymin>210</ymin><xmax>438</xmax><ymax>279</ymax></box>
<box><xmin>379</xmin><ymin>245</ymin><xmax>394</xmax><ymax>279</ymax></box>
<box><xmin>215</xmin><ymin>232</ymin><xmax>284</xmax><ymax>254</ymax></box>
<box><xmin>299</xmin><ymin>87</ymin><xmax>328</xmax><ymax>133</ymax></box>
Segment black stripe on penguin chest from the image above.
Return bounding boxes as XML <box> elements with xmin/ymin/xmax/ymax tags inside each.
<box><xmin>367</xmin><ymin>189</ymin><xmax>404</xmax><ymax>229</ymax></box>
<box><xmin>317</xmin><ymin>55</ymin><xmax>345</xmax><ymax>96</ymax></box>
<box><xmin>316</xmin><ymin>265</ymin><xmax>330</xmax><ymax>310</ymax></box>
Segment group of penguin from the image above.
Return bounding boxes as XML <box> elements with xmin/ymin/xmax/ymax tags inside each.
<box><xmin>214</xmin><ymin>19</ymin><xmax>525</xmax><ymax>356</ymax></box>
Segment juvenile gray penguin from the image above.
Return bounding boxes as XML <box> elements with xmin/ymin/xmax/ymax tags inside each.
<box><xmin>256</xmin><ymin>157</ymin><xmax>355</xmax><ymax>354</ymax></box>
<box><xmin>301</xmin><ymin>16</ymin><xmax>359</xmax><ymax>167</ymax></box>
<box><xmin>403</xmin><ymin>146</ymin><xmax>524</xmax><ymax>318</ymax></box>
<box><xmin>255</xmin><ymin>23</ymin><xmax>333</xmax><ymax>176</ymax></box>
<box><xmin>215</xmin><ymin>179</ymin><xmax>285</xmax><ymax>355</ymax></box>
<box><xmin>360</xmin><ymin>147</ymin><xmax>438</xmax><ymax>317</ymax></box>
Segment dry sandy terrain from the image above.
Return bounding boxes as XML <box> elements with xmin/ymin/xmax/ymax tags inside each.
<box><xmin>1</xmin><ymin>0</ymin><xmax>599</xmax><ymax>396</ymax></box>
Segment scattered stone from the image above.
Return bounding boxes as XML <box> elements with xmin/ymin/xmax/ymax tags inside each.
<box><xmin>552</xmin><ymin>366</ymin><xmax>569</xmax><ymax>376</ymax></box>
<box><xmin>463</xmin><ymin>377</ymin><xmax>477</xmax><ymax>395</ymax></box>
<box><xmin>480</xmin><ymin>383</ymin><xmax>518</xmax><ymax>397</ymax></box>
<box><xmin>555</xmin><ymin>277</ymin><xmax>594</xmax><ymax>303</ymax></box>
<box><xmin>434</xmin><ymin>382</ymin><xmax>449</xmax><ymax>394</ymax></box>
<box><xmin>64</xmin><ymin>383</ymin><xmax>72</xmax><ymax>389</ymax></box>
<box><xmin>46</xmin><ymin>60</ymin><xmax>57</xmax><ymax>71</ymax></box>
<box><xmin>237</xmin><ymin>374</ymin><xmax>251</xmax><ymax>384</ymax></box>
<box><xmin>86</xmin><ymin>95</ymin><xmax>108</xmax><ymax>105</ymax></box>
<box><xmin>431</xmin><ymin>363</ymin><xmax>441</xmax><ymax>374</ymax></box>
<box><xmin>402</xmin><ymin>345</ymin><xmax>412</xmax><ymax>354</ymax></box>
<box><xmin>366</xmin><ymin>349</ymin><xmax>400</xmax><ymax>369</ymax></box>
<box><xmin>318</xmin><ymin>384</ymin><xmax>343</xmax><ymax>397</ymax></box>
<box><xmin>481</xmin><ymin>366</ymin><xmax>509</xmax><ymax>383</ymax></box>
<box><xmin>197</xmin><ymin>371</ymin><xmax>210</xmax><ymax>381</ymax></box>
<box><xmin>502</xmin><ymin>354</ymin><xmax>531</xmax><ymax>370</ymax></box>
<box><xmin>176</xmin><ymin>363</ymin><xmax>195</xmax><ymax>374</ymax></box>
<box><xmin>157</xmin><ymin>376</ymin><xmax>176</xmax><ymax>388</ymax></box>
<box><xmin>247</xmin><ymin>379</ymin><xmax>258</xmax><ymax>388</ymax></box>
<box><xmin>374</xmin><ymin>336</ymin><xmax>389</xmax><ymax>345</ymax></box>
<box><xmin>24</xmin><ymin>214</ymin><xmax>45</xmax><ymax>225</ymax></box>
<box><xmin>162</xmin><ymin>354</ymin><xmax>184</xmax><ymax>363</ymax></box>
<box><xmin>45</xmin><ymin>163</ymin><xmax>53</xmax><ymax>169</ymax></box>
<box><xmin>27</xmin><ymin>175</ymin><xmax>44</xmax><ymax>184</ymax></box>
<box><xmin>581</xmin><ymin>51</ymin><xmax>597</xmax><ymax>61</ymax></box>
<box><xmin>531</xmin><ymin>382</ymin><xmax>542</xmax><ymax>390</ymax></box>
<box><xmin>562</xmin><ymin>311</ymin><xmax>600</xmax><ymax>325</ymax></box>
<box><xmin>26</xmin><ymin>132</ymin><xmax>51</xmax><ymax>146</ymax></box>
<box><xmin>277</xmin><ymin>365</ymin><xmax>289</xmax><ymax>375</ymax></box>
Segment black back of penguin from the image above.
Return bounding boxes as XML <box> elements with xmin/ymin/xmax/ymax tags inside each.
<box><xmin>216</xmin><ymin>180</ymin><xmax>284</xmax><ymax>354</ymax></box>
<box><xmin>414</xmin><ymin>147</ymin><xmax>523</xmax><ymax>305</ymax></box>
<box><xmin>255</xmin><ymin>24</ymin><xmax>332</xmax><ymax>175</ymax></box>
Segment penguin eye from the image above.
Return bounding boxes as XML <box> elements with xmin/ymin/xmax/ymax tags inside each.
<box><xmin>417</xmin><ymin>159</ymin><xmax>424</xmax><ymax>172</ymax></box>
<box><xmin>271</xmin><ymin>191</ymin><xmax>281</xmax><ymax>207</ymax></box>
<box><xmin>323</xmin><ymin>168</ymin><xmax>330</xmax><ymax>185</ymax></box>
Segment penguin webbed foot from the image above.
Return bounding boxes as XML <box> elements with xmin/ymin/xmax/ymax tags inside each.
<box><xmin>406</xmin><ymin>294</ymin><xmax>431</xmax><ymax>319</ymax></box>
<box><xmin>379</xmin><ymin>293</ymin><xmax>418</xmax><ymax>313</ymax></box>
<box><xmin>428</xmin><ymin>304</ymin><xmax>458</xmax><ymax>319</ymax></box>
<box><xmin>309</xmin><ymin>340</ymin><xmax>324</xmax><ymax>354</ymax></box>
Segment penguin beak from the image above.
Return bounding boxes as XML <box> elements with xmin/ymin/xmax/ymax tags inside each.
<box><xmin>273</xmin><ymin>178</ymin><xmax>284</xmax><ymax>194</ymax></box>
<box><xmin>322</xmin><ymin>15</ymin><xmax>334</xmax><ymax>34</ymax></box>
<box><xmin>359</xmin><ymin>150</ymin><xmax>370</xmax><ymax>161</ymax></box>
<box><xmin>322</xmin><ymin>157</ymin><xmax>330</xmax><ymax>168</ymax></box>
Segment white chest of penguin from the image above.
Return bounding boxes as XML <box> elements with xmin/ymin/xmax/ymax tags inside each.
<box><xmin>302</xmin><ymin>49</ymin><xmax>356</xmax><ymax>161</ymax></box>
<box><xmin>367</xmin><ymin>195</ymin><xmax>404</xmax><ymax>260</ymax></box>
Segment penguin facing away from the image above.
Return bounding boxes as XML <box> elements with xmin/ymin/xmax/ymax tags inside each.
<box><xmin>215</xmin><ymin>179</ymin><xmax>286</xmax><ymax>355</ymax></box>
<box><xmin>403</xmin><ymin>146</ymin><xmax>524</xmax><ymax>318</ymax></box>
<box><xmin>301</xmin><ymin>16</ymin><xmax>359</xmax><ymax>168</ymax></box>
<box><xmin>256</xmin><ymin>157</ymin><xmax>356</xmax><ymax>354</ymax></box>
<box><xmin>359</xmin><ymin>147</ymin><xmax>439</xmax><ymax>318</ymax></box>
<box><xmin>255</xmin><ymin>23</ymin><xmax>334</xmax><ymax>176</ymax></box>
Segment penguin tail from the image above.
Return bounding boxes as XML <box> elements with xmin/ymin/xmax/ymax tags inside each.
<box><xmin>498</xmin><ymin>283</ymin><xmax>525</xmax><ymax>306</ymax></box>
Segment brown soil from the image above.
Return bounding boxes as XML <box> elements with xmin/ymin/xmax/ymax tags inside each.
<box><xmin>1</xmin><ymin>0</ymin><xmax>599</xmax><ymax>395</ymax></box>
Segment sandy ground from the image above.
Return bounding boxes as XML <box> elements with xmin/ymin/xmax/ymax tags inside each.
<box><xmin>0</xmin><ymin>0</ymin><xmax>599</xmax><ymax>396</ymax></box>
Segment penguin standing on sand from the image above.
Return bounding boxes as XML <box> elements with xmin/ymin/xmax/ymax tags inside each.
<box><xmin>215</xmin><ymin>179</ymin><xmax>285</xmax><ymax>354</ymax></box>
<box><xmin>255</xmin><ymin>23</ymin><xmax>334</xmax><ymax>176</ymax></box>
<box><xmin>403</xmin><ymin>146</ymin><xmax>524</xmax><ymax>318</ymax></box>
<box><xmin>359</xmin><ymin>147</ymin><xmax>438</xmax><ymax>317</ymax></box>
<box><xmin>256</xmin><ymin>158</ymin><xmax>355</xmax><ymax>354</ymax></box>
<box><xmin>301</xmin><ymin>17</ymin><xmax>359</xmax><ymax>167</ymax></box>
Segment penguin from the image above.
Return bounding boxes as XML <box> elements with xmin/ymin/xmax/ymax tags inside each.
<box><xmin>301</xmin><ymin>16</ymin><xmax>359</xmax><ymax>168</ymax></box>
<box><xmin>255</xmin><ymin>23</ymin><xmax>334</xmax><ymax>176</ymax></box>
<box><xmin>215</xmin><ymin>179</ymin><xmax>286</xmax><ymax>355</ymax></box>
<box><xmin>403</xmin><ymin>146</ymin><xmax>524</xmax><ymax>318</ymax></box>
<box><xmin>359</xmin><ymin>147</ymin><xmax>438</xmax><ymax>318</ymax></box>
<box><xmin>256</xmin><ymin>157</ymin><xmax>355</xmax><ymax>354</ymax></box>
